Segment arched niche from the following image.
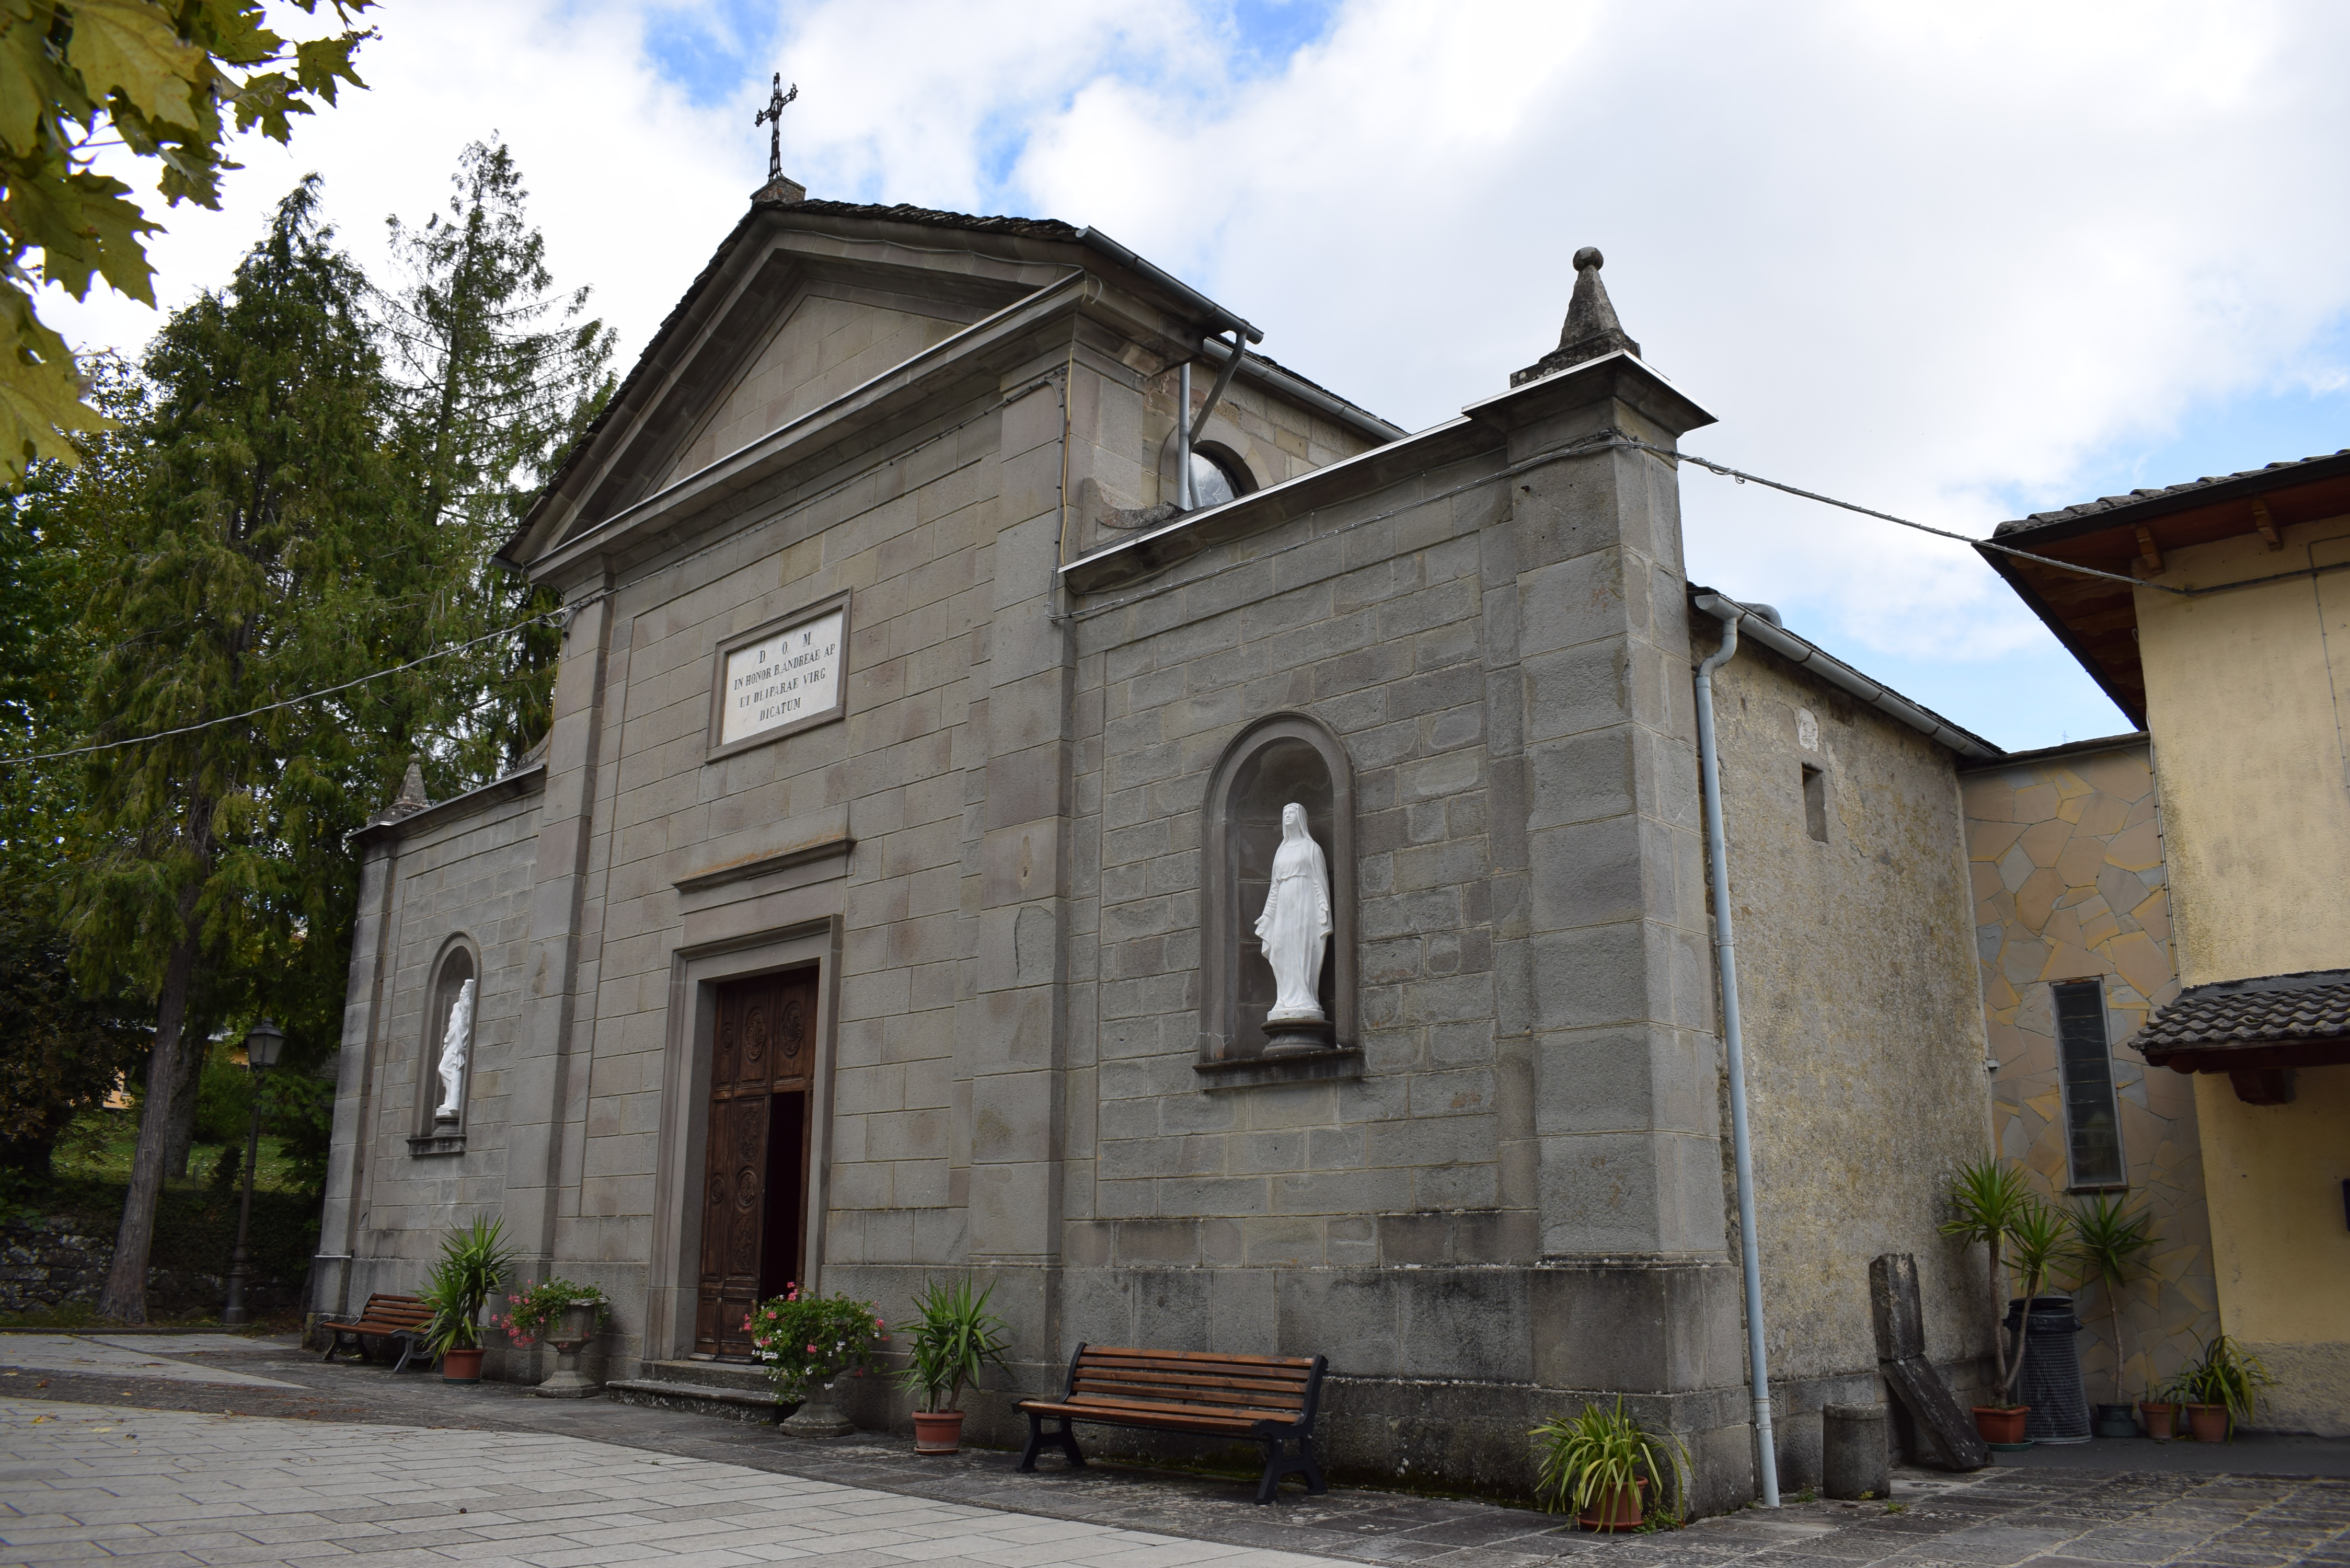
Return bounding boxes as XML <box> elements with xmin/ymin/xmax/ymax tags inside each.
<box><xmin>417</xmin><ymin>936</ymin><xmax>478</xmax><ymax>1139</ymax></box>
<box><xmin>1201</xmin><ymin>713</ymin><xmax>1356</xmax><ymax>1060</ymax></box>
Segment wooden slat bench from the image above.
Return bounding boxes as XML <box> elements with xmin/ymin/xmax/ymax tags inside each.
<box><xmin>1017</xmin><ymin>1343</ymin><xmax>1328</xmax><ymax>1504</ymax></box>
<box><xmin>318</xmin><ymin>1293</ymin><xmax>437</xmax><ymax>1374</ymax></box>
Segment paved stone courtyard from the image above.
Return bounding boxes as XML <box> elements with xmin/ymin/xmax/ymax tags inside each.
<box><xmin>1</xmin><ymin>1336</ymin><xmax>2347</xmax><ymax>1567</ymax></box>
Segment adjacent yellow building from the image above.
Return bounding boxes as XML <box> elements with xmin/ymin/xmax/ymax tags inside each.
<box><xmin>1983</xmin><ymin>450</ymin><xmax>2350</xmax><ymax>1435</ymax></box>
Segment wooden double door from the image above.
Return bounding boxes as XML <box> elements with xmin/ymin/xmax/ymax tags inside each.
<box><xmin>694</xmin><ymin>969</ymin><xmax>816</xmax><ymax>1359</ymax></box>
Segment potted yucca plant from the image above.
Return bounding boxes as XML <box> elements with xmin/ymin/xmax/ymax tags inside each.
<box><xmin>2174</xmin><ymin>1334</ymin><xmax>2275</xmax><ymax>1443</ymax></box>
<box><xmin>418</xmin><ymin>1218</ymin><xmax>520</xmax><ymax>1383</ymax></box>
<box><xmin>1941</xmin><ymin>1159</ymin><xmax>2073</xmax><ymax>1445</ymax></box>
<box><xmin>2068</xmin><ymin>1193</ymin><xmax>2155</xmax><ymax>1437</ymax></box>
<box><xmin>893</xmin><ymin>1276</ymin><xmax>1011</xmax><ymax>1454</ymax></box>
<box><xmin>1530</xmin><ymin>1399</ymin><xmax>1689</xmax><ymax>1532</ymax></box>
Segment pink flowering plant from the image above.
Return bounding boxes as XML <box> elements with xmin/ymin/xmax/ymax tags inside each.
<box><xmin>744</xmin><ymin>1284</ymin><xmax>888</xmax><ymax>1398</ymax></box>
<box><xmin>495</xmin><ymin>1278</ymin><xmax>610</xmax><ymax>1347</ymax></box>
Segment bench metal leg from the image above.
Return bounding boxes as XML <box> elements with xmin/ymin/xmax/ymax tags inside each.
<box><xmin>389</xmin><ymin>1335</ymin><xmax>423</xmax><ymax>1375</ymax></box>
<box><xmin>1017</xmin><ymin>1413</ymin><xmax>1087</xmax><ymax>1472</ymax></box>
<box><xmin>1253</xmin><ymin>1434</ymin><xmax>1326</xmax><ymax>1504</ymax></box>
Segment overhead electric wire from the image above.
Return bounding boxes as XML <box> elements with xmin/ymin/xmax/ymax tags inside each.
<box><xmin>10</xmin><ymin>406</ymin><xmax>2294</xmax><ymax>768</ymax></box>
<box><xmin>0</xmin><ymin>374</ymin><xmax>1066</xmax><ymax>770</ymax></box>
<box><xmin>0</xmin><ymin>608</ymin><xmax>565</xmax><ymax>767</ymax></box>
<box><xmin>1608</xmin><ymin>437</ymin><xmax>2189</xmax><ymax>596</ymax></box>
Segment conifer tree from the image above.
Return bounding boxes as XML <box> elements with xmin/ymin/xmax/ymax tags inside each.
<box><xmin>71</xmin><ymin>177</ymin><xmax>405</xmax><ymax>1322</ymax></box>
<box><xmin>379</xmin><ymin>140</ymin><xmax>614</xmax><ymax>786</ymax></box>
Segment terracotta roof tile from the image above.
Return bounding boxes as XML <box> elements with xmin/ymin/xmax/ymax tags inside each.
<box><xmin>1992</xmin><ymin>450</ymin><xmax>2350</xmax><ymax>538</ymax></box>
<box><xmin>2126</xmin><ymin>967</ymin><xmax>2350</xmax><ymax>1062</ymax></box>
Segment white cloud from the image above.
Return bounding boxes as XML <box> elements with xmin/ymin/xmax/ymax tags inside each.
<box><xmin>37</xmin><ymin>0</ymin><xmax>2350</xmax><ymax>742</ymax></box>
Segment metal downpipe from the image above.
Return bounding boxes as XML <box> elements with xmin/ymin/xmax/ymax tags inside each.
<box><xmin>1694</xmin><ymin>597</ymin><xmax>1780</xmax><ymax>1508</ymax></box>
<box><xmin>1176</xmin><ymin>361</ymin><xmax>1195</xmax><ymax>510</ymax></box>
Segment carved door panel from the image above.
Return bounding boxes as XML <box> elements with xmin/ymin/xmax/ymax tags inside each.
<box><xmin>693</xmin><ymin>970</ymin><xmax>818</xmax><ymax>1359</ymax></box>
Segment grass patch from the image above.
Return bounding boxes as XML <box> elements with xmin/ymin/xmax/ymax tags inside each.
<box><xmin>51</xmin><ymin>1108</ymin><xmax>311</xmax><ymax>1196</ymax></box>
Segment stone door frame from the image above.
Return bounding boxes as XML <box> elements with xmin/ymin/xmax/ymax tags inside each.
<box><xmin>646</xmin><ymin>917</ymin><xmax>843</xmax><ymax>1365</ymax></box>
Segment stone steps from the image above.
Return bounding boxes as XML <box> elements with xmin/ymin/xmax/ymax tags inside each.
<box><xmin>606</xmin><ymin>1358</ymin><xmax>783</xmax><ymax>1425</ymax></box>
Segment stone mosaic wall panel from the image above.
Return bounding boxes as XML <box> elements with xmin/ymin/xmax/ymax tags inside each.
<box><xmin>1962</xmin><ymin>741</ymin><xmax>2219</xmax><ymax>1401</ymax></box>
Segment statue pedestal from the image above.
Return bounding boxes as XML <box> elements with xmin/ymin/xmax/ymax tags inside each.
<box><xmin>1262</xmin><ymin>1017</ymin><xmax>1336</xmax><ymax>1057</ymax></box>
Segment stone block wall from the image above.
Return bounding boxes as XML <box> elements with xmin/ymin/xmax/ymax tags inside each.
<box><xmin>2</xmin><ymin>1218</ymin><xmax>306</xmax><ymax>1318</ymax></box>
<box><xmin>1068</xmin><ymin>463</ymin><xmax>1511</xmax><ymax>1275</ymax></box>
<box><xmin>1960</xmin><ymin>739</ymin><xmax>2218</xmax><ymax>1402</ymax></box>
<box><xmin>329</xmin><ymin>782</ymin><xmax>541</xmax><ymax>1311</ymax></box>
<box><xmin>1704</xmin><ymin>635</ymin><xmax>1999</xmax><ymax>1482</ymax></box>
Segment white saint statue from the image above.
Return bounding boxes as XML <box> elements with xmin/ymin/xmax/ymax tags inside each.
<box><xmin>434</xmin><ymin>978</ymin><xmax>476</xmax><ymax>1124</ymax></box>
<box><xmin>1254</xmin><ymin>803</ymin><xmax>1333</xmax><ymax>1023</ymax></box>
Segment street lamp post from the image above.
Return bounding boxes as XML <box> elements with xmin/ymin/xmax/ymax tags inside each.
<box><xmin>221</xmin><ymin>1018</ymin><xmax>284</xmax><ymax>1327</ymax></box>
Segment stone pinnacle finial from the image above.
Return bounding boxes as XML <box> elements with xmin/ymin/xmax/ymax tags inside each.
<box><xmin>379</xmin><ymin>759</ymin><xmax>430</xmax><ymax>824</ymax></box>
<box><xmin>1510</xmin><ymin>246</ymin><xmax>1643</xmax><ymax>388</ymax></box>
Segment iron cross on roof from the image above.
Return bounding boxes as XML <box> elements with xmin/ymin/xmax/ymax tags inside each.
<box><xmin>756</xmin><ymin>73</ymin><xmax>798</xmax><ymax>184</ymax></box>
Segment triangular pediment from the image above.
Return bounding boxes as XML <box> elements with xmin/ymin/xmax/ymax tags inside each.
<box><xmin>512</xmin><ymin>205</ymin><xmax>1093</xmax><ymax>565</ymax></box>
<box><xmin>659</xmin><ymin>290</ymin><xmax>970</xmax><ymax>488</ymax></box>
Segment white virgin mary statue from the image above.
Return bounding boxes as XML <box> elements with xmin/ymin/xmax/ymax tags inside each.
<box><xmin>1254</xmin><ymin>803</ymin><xmax>1333</xmax><ymax>1023</ymax></box>
<box><xmin>434</xmin><ymin>978</ymin><xmax>477</xmax><ymax>1124</ymax></box>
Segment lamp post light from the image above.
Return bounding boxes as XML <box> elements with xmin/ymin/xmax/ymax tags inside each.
<box><xmin>221</xmin><ymin>1017</ymin><xmax>284</xmax><ymax>1327</ymax></box>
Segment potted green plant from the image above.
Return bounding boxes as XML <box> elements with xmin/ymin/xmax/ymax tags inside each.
<box><xmin>417</xmin><ymin>1217</ymin><xmax>519</xmax><ymax>1382</ymax></box>
<box><xmin>2068</xmin><ymin>1192</ymin><xmax>2156</xmax><ymax>1437</ymax></box>
<box><xmin>498</xmin><ymin>1278</ymin><xmax>612</xmax><ymax>1399</ymax></box>
<box><xmin>1530</xmin><ymin>1398</ymin><xmax>1690</xmax><ymax>1532</ymax></box>
<box><xmin>2173</xmin><ymin>1334</ymin><xmax>2275</xmax><ymax>1443</ymax></box>
<box><xmin>746</xmin><ymin>1282</ymin><xmax>889</xmax><ymax>1437</ymax></box>
<box><xmin>2140</xmin><ymin>1378</ymin><xmax>2180</xmax><ymax>1442</ymax></box>
<box><xmin>1942</xmin><ymin>1159</ymin><xmax>2077</xmax><ymax>1444</ymax></box>
<box><xmin>893</xmin><ymin>1276</ymin><xmax>1012</xmax><ymax>1454</ymax></box>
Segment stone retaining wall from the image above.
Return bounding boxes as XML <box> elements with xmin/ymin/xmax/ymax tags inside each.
<box><xmin>0</xmin><ymin>1217</ymin><xmax>305</xmax><ymax>1318</ymax></box>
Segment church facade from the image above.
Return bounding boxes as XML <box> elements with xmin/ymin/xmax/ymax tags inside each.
<box><xmin>315</xmin><ymin>191</ymin><xmax>2010</xmax><ymax>1509</ymax></box>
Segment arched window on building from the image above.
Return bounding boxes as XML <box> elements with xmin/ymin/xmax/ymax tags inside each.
<box><xmin>1200</xmin><ymin>713</ymin><xmax>1356</xmax><ymax>1060</ymax></box>
<box><xmin>1188</xmin><ymin>444</ymin><xmax>1253</xmax><ymax>510</ymax></box>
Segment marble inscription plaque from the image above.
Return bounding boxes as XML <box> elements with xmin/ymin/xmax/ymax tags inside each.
<box><xmin>721</xmin><ymin>609</ymin><xmax>844</xmax><ymax>745</ymax></box>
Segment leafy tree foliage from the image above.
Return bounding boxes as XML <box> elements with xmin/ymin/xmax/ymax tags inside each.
<box><xmin>0</xmin><ymin>359</ymin><xmax>144</xmax><ymax>1182</ymax></box>
<box><xmin>0</xmin><ymin>914</ymin><xmax>141</xmax><ymax>1178</ymax></box>
<box><xmin>0</xmin><ymin>0</ymin><xmax>374</xmax><ymax>480</ymax></box>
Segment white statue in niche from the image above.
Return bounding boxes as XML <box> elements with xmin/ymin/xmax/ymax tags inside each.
<box><xmin>434</xmin><ymin>978</ymin><xmax>476</xmax><ymax>1124</ymax></box>
<box><xmin>1254</xmin><ymin>803</ymin><xmax>1333</xmax><ymax>1023</ymax></box>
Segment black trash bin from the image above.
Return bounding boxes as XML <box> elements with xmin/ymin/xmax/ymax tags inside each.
<box><xmin>2003</xmin><ymin>1294</ymin><xmax>2090</xmax><ymax>1443</ymax></box>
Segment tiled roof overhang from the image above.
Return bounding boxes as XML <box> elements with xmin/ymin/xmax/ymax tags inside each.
<box><xmin>1975</xmin><ymin>449</ymin><xmax>2350</xmax><ymax>728</ymax></box>
<box><xmin>2125</xmin><ymin>966</ymin><xmax>2350</xmax><ymax>1074</ymax></box>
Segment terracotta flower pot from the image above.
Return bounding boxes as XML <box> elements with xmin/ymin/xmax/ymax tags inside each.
<box><xmin>1972</xmin><ymin>1405</ymin><xmax>2030</xmax><ymax>1445</ymax></box>
<box><xmin>440</xmin><ymin>1346</ymin><xmax>484</xmax><ymax>1383</ymax></box>
<box><xmin>912</xmin><ymin>1409</ymin><xmax>965</xmax><ymax>1455</ymax></box>
<box><xmin>2184</xmin><ymin>1402</ymin><xmax>2230</xmax><ymax>1443</ymax></box>
<box><xmin>2140</xmin><ymin>1401</ymin><xmax>2177</xmax><ymax>1441</ymax></box>
<box><xmin>1578</xmin><ymin>1478</ymin><xmax>1645</xmax><ymax>1533</ymax></box>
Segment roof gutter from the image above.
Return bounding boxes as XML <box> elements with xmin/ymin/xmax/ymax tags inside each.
<box><xmin>1691</xmin><ymin>592</ymin><xmax>2003</xmax><ymax>761</ymax></box>
<box><xmin>1077</xmin><ymin>226</ymin><xmax>1264</xmax><ymax>346</ymax></box>
<box><xmin>1197</xmin><ymin>333</ymin><xmax>1405</xmax><ymax>445</ymax></box>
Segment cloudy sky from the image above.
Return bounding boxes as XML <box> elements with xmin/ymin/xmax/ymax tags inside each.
<box><xmin>44</xmin><ymin>0</ymin><xmax>2350</xmax><ymax>752</ymax></box>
